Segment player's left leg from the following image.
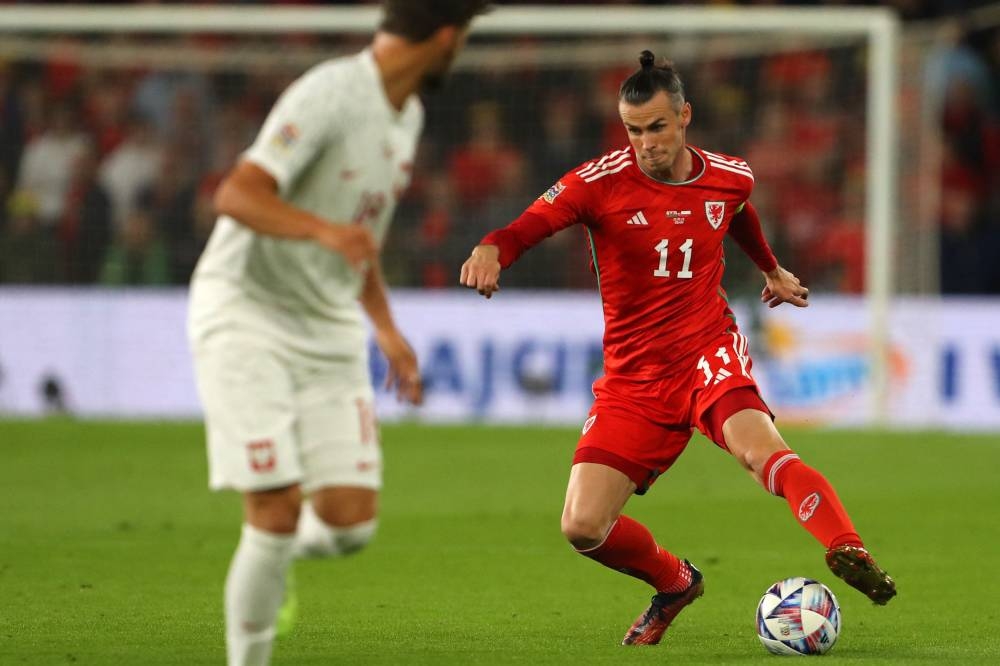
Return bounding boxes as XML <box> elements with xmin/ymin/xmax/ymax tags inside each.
<box><xmin>294</xmin><ymin>486</ymin><xmax>379</xmax><ymax>558</ymax></box>
<box><xmin>714</xmin><ymin>399</ymin><xmax>861</xmax><ymax>547</ymax></box>
<box><xmin>702</xmin><ymin>388</ymin><xmax>896</xmax><ymax>605</ymax></box>
<box><xmin>277</xmin><ymin>378</ymin><xmax>383</xmax><ymax>635</ymax></box>
<box><xmin>278</xmin><ymin>487</ymin><xmax>377</xmax><ymax>636</ymax></box>
<box><xmin>293</xmin><ymin>368</ymin><xmax>382</xmax><ymax>558</ymax></box>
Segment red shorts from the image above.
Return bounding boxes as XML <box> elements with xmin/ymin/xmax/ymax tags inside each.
<box><xmin>574</xmin><ymin>329</ymin><xmax>772</xmax><ymax>494</ymax></box>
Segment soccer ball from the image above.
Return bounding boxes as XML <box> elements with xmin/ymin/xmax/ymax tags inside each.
<box><xmin>756</xmin><ymin>577</ymin><xmax>840</xmax><ymax>656</ymax></box>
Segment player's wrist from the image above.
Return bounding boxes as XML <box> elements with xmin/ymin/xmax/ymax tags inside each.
<box><xmin>305</xmin><ymin>216</ymin><xmax>333</xmax><ymax>243</ymax></box>
<box><xmin>472</xmin><ymin>244</ymin><xmax>500</xmax><ymax>262</ymax></box>
<box><xmin>374</xmin><ymin>322</ymin><xmax>401</xmax><ymax>339</ymax></box>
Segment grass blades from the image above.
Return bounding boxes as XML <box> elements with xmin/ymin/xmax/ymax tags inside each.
<box><xmin>1</xmin><ymin>420</ymin><xmax>998</xmax><ymax>664</ymax></box>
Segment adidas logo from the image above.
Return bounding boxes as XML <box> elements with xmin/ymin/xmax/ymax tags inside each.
<box><xmin>627</xmin><ymin>211</ymin><xmax>649</xmax><ymax>226</ymax></box>
<box><xmin>712</xmin><ymin>368</ymin><xmax>732</xmax><ymax>385</ymax></box>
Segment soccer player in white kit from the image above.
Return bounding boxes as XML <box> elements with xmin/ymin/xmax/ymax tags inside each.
<box><xmin>187</xmin><ymin>3</ymin><xmax>490</xmax><ymax>664</ymax></box>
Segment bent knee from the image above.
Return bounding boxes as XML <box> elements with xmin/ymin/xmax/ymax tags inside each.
<box><xmin>295</xmin><ymin>503</ymin><xmax>378</xmax><ymax>559</ymax></box>
<box><xmin>304</xmin><ymin>489</ymin><xmax>379</xmax><ymax>557</ymax></box>
<box><xmin>333</xmin><ymin>518</ymin><xmax>378</xmax><ymax>556</ymax></box>
<box><xmin>723</xmin><ymin>413</ymin><xmax>789</xmax><ymax>476</ymax></box>
<box><xmin>561</xmin><ymin>512</ymin><xmax>613</xmax><ymax>550</ymax></box>
<box><xmin>316</xmin><ymin>504</ymin><xmax>377</xmax><ymax>528</ymax></box>
<box><xmin>312</xmin><ymin>488</ymin><xmax>378</xmax><ymax>527</ymax></box>
<box><xmin>744</xmin><ymin>440</ymin><xmax>789</xmax><ymax>478</ymax></box>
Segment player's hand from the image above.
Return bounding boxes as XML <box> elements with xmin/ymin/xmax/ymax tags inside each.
<box><xmin>459</xmin><ymin>244</ymin><xmax>501</xmax><ymax>299</ymax></box>
<box><xmin>375</xmin><ymin>327</ymin><xmax>423</xmax><ymax>406</ymax></box>
<box><xmin>313</xmin><ymin>224</ymin><xmax>377</xmax><ymax>273</ymax></box>
<box><xmin>761</xmin><ymin>266</ymin><xmax>809</xmax><ymax>308</ymax></box>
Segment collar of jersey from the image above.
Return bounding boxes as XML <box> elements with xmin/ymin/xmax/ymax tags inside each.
<box><xmin>636</xmin><ymin>146</ymin><xmax>706</xmax><ymax>186</ymax></box>
<box><xmin>359</xmin><ymin>48</ymin><xmax>415</xmax><ymax>121</ymax></box>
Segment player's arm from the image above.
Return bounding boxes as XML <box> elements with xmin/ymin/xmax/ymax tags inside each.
<box><xmin>727</xmin><ymin>201</ymin><xmax>777</xmax><ymax>273</ymax></box>
<box><xmin>727</xmin><ymin>201</ymin><xmax>809</xmax><ymax>308</ymax></box>
<box><xmin>460</xmin><ymin>177</ymin><xmax>589</xmax><ymax>298</ymax></box>
<box><xmin>358</xmin><ymin>256</ymin><xmax>423</xmax><ymax>405</ymax></box>
<box><xmin>214</xmin><ymin>161</ymin><xmax>376</xmax><ymax>272</ymax></box>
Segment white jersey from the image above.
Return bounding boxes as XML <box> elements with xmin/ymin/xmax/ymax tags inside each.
<box><xmin>188</xmin><ymin>49</ymin><xmax>423</xmax><ymax>362</ymax></box>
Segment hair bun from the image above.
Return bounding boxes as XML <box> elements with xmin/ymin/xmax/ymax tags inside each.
<box><xmin>639</xmin><ymin>50</ymin><xmax>655</xmax><ymax>70</ymax></box>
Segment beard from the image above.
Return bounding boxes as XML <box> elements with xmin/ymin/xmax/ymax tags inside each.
<box><xmin>420</xmin><ymin>71</ymin><xmax>447</xmax><ymax>93</ymax></box>
<box><xmin>420</xmin><ymin>44</ymin><xmax>459</xmax><ymax>94</ymax></box>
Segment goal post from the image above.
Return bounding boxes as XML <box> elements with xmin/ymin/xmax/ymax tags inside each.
<box><xmin>0</xmin><ymin>4</ymin><xmax>900</xmax><ymax>424</ymax></box>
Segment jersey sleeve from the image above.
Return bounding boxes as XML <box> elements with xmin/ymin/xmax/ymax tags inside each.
<box><xmin>243</xmin><ymin>66</ymin><xmax>342</xmax><ymax>192</ymax></box>
<box><xmin>480</xmin><ymin>171</ymin><xmax>595</xmax><ymax>268</ymax></box>
<box><xmin>727</xmin><ymin>201</ymin><xmax>778</xmax><ymax>272</ymax></box>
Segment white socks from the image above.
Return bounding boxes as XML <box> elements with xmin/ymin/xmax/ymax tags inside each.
<box><xmin>292</xmin><ymin>501</ymin><xmax>378</xmax><ymax>559</ymax></box>
<box><xmin>225</xmin><ymin>524</ymin><xmax>295</xmax><ymax>666</ymax></box>
<box><xmin>224</xmin><ymin>508</ymin><xmax>377</xmax><ymax>665</ymax></box>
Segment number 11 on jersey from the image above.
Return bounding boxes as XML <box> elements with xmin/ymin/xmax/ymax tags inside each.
<box><xmin>653</xmin><ymin>238</ymin><xmax>694</xmax><ymax>279</ymax></box>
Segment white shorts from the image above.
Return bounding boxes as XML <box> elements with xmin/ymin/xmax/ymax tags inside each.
<box><xmin>191</xmin><ymin>335</ymin><xmax>381</xmax><ymax>493</ymax></box>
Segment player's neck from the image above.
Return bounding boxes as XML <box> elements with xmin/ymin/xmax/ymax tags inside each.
<box><xmin>641</xmin><ymin>145</ymin><xmax>694</xmax><ymax>184</ymax></box>
<box><xmin>371</xmin><ymin>34</ymin><xmax>427</xmax><ymax>111</ymax></box>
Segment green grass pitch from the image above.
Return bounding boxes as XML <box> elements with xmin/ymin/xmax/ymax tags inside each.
<box><xmin>1</xmin><ymin>420</ymin><xmax>999</xmax><ymax>664</ymax></box>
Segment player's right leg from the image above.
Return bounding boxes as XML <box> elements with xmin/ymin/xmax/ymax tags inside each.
<box><xmin>227</xmin><ymin>486</ymin><xmax>302</xmax><ymax>666</ymax></box>
<box><xmin>568</xmin><ymin>402</ymin><xmax>703</xmax><ymax>646</ymax></box>
<box><xmin>192</xmin><ymin>336</ymin><xmax>305</xmax><ymax>666</ymax></box>
<box><xmin>621</xmin><ymin>562</ymin><xmax>705</xmax><ymax>646</ymax></box>
<box><xmin>562</xmin><ymin>462</ymin><xmax>703</xmax><ymax>646</ymax></box>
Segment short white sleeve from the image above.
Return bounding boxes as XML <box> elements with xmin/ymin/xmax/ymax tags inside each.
<box><xmin>243</xmin><ymin>64</ymin><xmax>342</xmax><ymax>191</ymax></box>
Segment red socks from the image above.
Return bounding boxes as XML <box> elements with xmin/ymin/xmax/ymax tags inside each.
<box><xmin>762</xmin><ymin>451</ymin><xmax>863</xmax><ymax>549</ymax></box>
<box><xmin>576</xmin><ymin>515</ymin><xmax>690</xmax><ymax>593</ymax></box>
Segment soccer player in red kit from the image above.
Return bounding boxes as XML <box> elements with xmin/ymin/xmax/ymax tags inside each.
<box><xmin>460</xmin><ymin>51</ymin><xmax>896</xmax><ymax>647</ymax></box>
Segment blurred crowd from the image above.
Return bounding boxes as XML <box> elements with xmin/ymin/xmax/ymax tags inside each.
<box><xmin>0</xmin><ymin>1</ymin><xmax>998</xmax><ymax>294</ymax></box>
<box><xmin>0</xmin><ymin>1</ymin><xmax>989</xmax><ymax>22</ymax></box>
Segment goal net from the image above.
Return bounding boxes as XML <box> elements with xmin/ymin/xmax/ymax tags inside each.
<box><xmin>0</xmin><ymin>5</ymin><xmax>900</xmax><ymax>421</ymax></box>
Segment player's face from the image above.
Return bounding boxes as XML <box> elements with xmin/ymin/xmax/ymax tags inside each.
<box><xmin>619</xmin><ymin>91</ymin><xmax>691</xmax><ymax>179</ymax></box>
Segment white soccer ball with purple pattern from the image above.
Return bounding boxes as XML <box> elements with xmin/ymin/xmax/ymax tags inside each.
<box><xmin>756</xmin><ymin>577</ymin><xmax>840</xmax><ymax>655</ymax></box>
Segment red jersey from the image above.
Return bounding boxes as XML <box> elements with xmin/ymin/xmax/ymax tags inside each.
<box><xmin>482</xmin><ymin>145</ymin><xmax>777</xmax><ymax>379</ymax></box>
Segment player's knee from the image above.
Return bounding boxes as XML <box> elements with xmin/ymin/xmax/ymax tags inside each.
<box><xmin>298</xmin><ymin>516</ymin><xmax>378</xmax><ymax>559</ymax></box>
<box><xmin>745</xmin><ymin>441</ymin><xmax>788</xmax><ymax>481</ymax></box>
<box><xmin>723</xmin><ymin>412</ymin><xmax>788</xmax><ymax>478</ymax></box>
<box><xmin>252</xmin><ymin>508</ymin><xmax>299</xmax><ymax>534</ymax></box>
<box><xmin>332</xmin><ymin>519</ymin><xmax>378</xmax><ymax>556</ymax></box>
<box><xmin>738</xmin><ymin>448</ymin><xmax>769</xmax><ymax>476</ymax></box>
<box><xmin>561</xmin><ymin>512</ymin><xmax>610</xmax><ymax>550</ymax></box>
<box><xmin>315</xmin><ymin>502</ymin><xmax>377</xmax><ymax>527</ymax></box>
<box><xmin>296</xmin><ymin>496</ymin><xmax>379</xmax><ymax>559</ymax></box>
<box><xmin>296</xmin><ymin>490</ymin><xmax>379</xmax><ymax>558</ymax></box>
<box><xmin>244</xmin><ymin>486</ymin><xmax>302</xmax><ymax>534</ymax></box>
<box><xmin>312</xmin><ymin>487</ymin><xmax>378</xmax><ymax>527</ymax></box>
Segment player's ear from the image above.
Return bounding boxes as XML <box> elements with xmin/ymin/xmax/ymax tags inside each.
<box><xmin>680</xmin><ymin>102</ymin><xmax>692</xmax><ymax>129</ymax></box>
<box><xmin>430</xmin><ymin>24</ymin><xmax>459</xmax><ymax>50</ymax></box>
